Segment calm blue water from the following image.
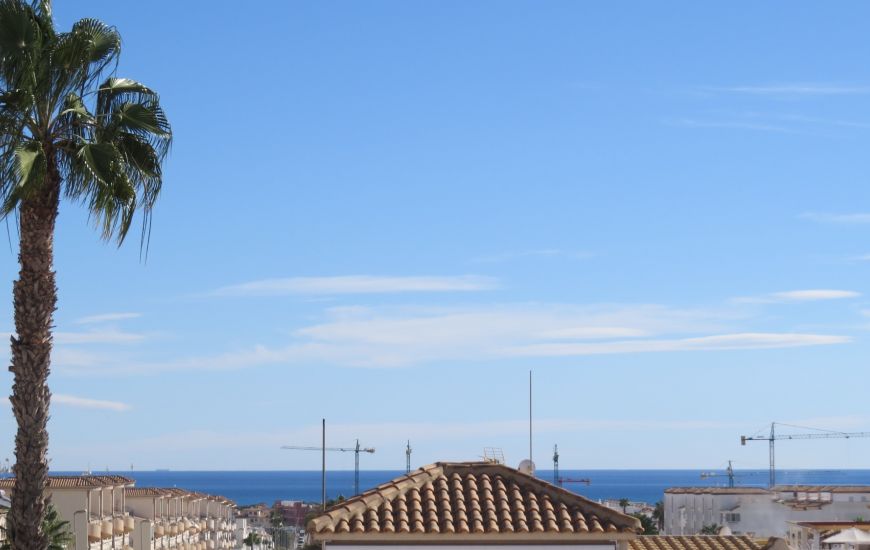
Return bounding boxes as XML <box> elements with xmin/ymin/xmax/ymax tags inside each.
<box><xmin>51</xmin><ymin>469</ymin><xmax>870</xmax><ymax>506</ymax></box>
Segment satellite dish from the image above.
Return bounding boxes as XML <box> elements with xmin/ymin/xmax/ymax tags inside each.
<box><xmin>518</xmin><ymin>459</ymin><xmax>535</xmax><ymax>475</ymax></box>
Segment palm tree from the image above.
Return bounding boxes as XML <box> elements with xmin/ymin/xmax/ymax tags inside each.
<box><xmin>652</xmin><ymin>501</ymin><xmax>664</xmax><ymax>531</ymax></box>
<box><xmin>0</xmin><ymin>2</ymin><xmax>171</xmax><ymax>548</ymax></box>
<box><xmin>1</xmin><ymin>504</ymin><xmax>72</xmax><ymax>550</ymax></box>
<box><xmin>244</xmin><ymin>532</ymin><xmax>263</xmax><ymax>550</ymax></box>
<box><xmin>618</xmin><ymin>498</ymin><xmax>630</xmax><ymax>514</ymax></box>
<box><xmin>700</xmin><ymin>524</ymin><xmax>721</xmax><ymax>535</ymax></box>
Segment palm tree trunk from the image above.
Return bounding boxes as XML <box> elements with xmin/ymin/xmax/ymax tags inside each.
<box><xmin>8</xmin><ymin>150</ymin><xmax>60</xmax><ymax>550</ymax></box>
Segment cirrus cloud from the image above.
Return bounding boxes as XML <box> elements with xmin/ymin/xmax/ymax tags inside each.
<box><xmin>734</xmin><ymin>289</ymin><xmax>860</xmax><ymax>304</ymax></box>
<box><xmin>212</xmin><ymin>275</ymin><xmax>499</xmax><ymax>297</ymax></box>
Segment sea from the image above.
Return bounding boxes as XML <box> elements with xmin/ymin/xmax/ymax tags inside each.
<box><xmin>50</xmin><ymin>469</ymin><xmax>870</xmax><ymax>506</ymax></box>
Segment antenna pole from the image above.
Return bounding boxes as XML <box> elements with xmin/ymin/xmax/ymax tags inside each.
<box><xmin>529</xmin><ymin>370</ymin><xmax>533</xmax><ymax>466</ymax></box>
<box><xmin>321</xmin><ymin>418</ymin><xmax>326</xmax><ymax>508</ymax></box>
<box><xmin>406</xmin><ymin>441</ymin><xmax>411</xmax><ymax>474</ymax></box>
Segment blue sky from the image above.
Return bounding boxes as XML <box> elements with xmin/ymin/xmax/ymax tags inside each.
<box><xmin>2</xmin><ymin>1</ymin><xmax>870</xmax><ymax>471</ymax></box>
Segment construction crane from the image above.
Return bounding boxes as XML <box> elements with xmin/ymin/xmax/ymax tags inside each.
<box><xmin>552</xmin><ymin>444</ymin><xmax>591</xmax><ymax>488</ymax></box>
<box><xmin>282</xmin><ymin>439</ymin><xmax>375</xmax><ymax>496</ymax></box>
<box><xmin>740</xmin><ymin>422</ymin><xmax>870</xmax><ymax>487</ymax></box>
<box><xmin>700</xmin><ymin>460</ymin><xmax>739</xmax><ymax>488</ymax></box>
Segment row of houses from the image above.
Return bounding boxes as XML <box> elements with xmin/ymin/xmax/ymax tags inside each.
<box><xmin>0</xmin><ymin>475</ymin><xmax>240</xmax><ymax>550</ymax></box>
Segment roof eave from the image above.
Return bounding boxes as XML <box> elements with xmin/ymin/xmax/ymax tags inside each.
<box><xmin>315</xmin><ymin>532</ymin><xmax>639</xmax><ymax>544</ymax></box>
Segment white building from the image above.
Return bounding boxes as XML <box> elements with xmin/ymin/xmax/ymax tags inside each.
<box><xmin>0</xmin><ymin>474</ymin><xmax>136</xmax><ymax>550</ymax></box>
<box><xmin>0</xmin><ymin>476</ymin><xmax>237</xmax><ymax>550</ymax></box>
<box><xmin>125</xmin><ymin>488</ymin><xmax>237</xmax><ymax>550</ymax></box>
<box><xmin>664</xmin><ymin>486</ymin><xmax>870</xmax><ymax>538</ymax></box>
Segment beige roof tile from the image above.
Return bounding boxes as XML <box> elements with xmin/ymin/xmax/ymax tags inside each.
<box><xmin>0</xmin><ymin>475</ymin><xmax>133</xmax><ymax>490</ymax></box>
<box><xmin>665</xmin><ymin>488</ymin><xmax>770</xmax><ymax>495</ymax></box>
<box><xmin>630</xmin><ymin>536</ymin><xmax>766</xmax><ymax>550</ymax></box>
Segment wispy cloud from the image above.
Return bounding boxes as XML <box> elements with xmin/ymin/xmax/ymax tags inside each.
<box><xmin>668</xmin><ymin>113</ymin><xmax>870</xmax><ymax>135</ymax></box>
<box><xmin>734</xmin><ymin>289</ymin><xmax>861</xmax><ymax>304</ymax></box>
<box><xmin>507</xmin><ymin>332</ymin><xmax>849</xmax><ymax>357</ymax></box>
<box><xmin>53</xmin><ymin>394</ymin><xmax>132</xmax><ymax>412</ymax></box>
<box><xmin>472</xmin><ymin>249</ymin><xmax>592</xmax><ymax>264</ymax></box>
<box><xmin>55</xmin><ymin>329</ymin><xmax>146</xmax><ymax>345</ymax></box>
<box><xmin>211</xmin><ymin>275</ymin><xmax>499</xmax><ymax>297</ymax></box>
<box><xmin>800</xmin><ymin>212</ymin><xmax>870</xmax><ymax>224</ymax></box>
<box><xmin>75</xmin><ymin>312</ymin><xmax>141</xmax><ymax>325</ymax></box>
<box><xmin>77</xmin><ymin>418</ymin><xmax>741</xmax><ymax>455</ymax></box>
<box><xmin>666</xmin><ymin>117</ymin><xmax>794</xmax><ymax>133</ymax></box>
<box><xmin>2</xmin><ymin>394</ymin><xmax>131</xmax><ymax>412</ymax></box>
<box><xmin>706</xmin><ymin>83</ymin><xmax>870</xmax><ymax>96</ymax></box>
<box><xmin>60</xmin><ymin>303</ymin><xmax>849</xmax><ymax>374</ymax></box>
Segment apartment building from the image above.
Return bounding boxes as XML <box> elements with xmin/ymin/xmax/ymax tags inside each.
<box><xmin>0</xmin><ymin>476</ymin><xmax>237</xmax><ymax>550</ymax></box>
<box><xmin>0</xmin><ymin>475</ymin><xmax>136</xmax><ymax>550</ymax></box>
<box><xmin>664</xmin><ymin>486</ymin><xmax>870</xmax><ymax>538</ymax></box>
<box><xmin>125</xmin><ymin>488</ymin><xmax>237</xmax><ymax>550</ymax></box>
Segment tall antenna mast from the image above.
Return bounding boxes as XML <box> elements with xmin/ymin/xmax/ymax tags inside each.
<box><xmin>405</xmin><ymin>440</ymin><xmax>412</xmax><ymax>474</ymax></box>
<box><xmin>321</xmin><ymin>418</ymin><xmax>326</xmax><ymax>508</ymax></box>
<box><xmin>529</xmin><ymin>370</ymin><xmax>533</xmax><ymax>465</ymax></box>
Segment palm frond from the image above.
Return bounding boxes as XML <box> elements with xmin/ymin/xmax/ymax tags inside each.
<box><xmin>0</xmin><ymin>0</ymin><xmax>44</xmax><ymax>89</ymax></box>
<box><xmin>29</xmin><ymin>0</ymin><xmax>49</xmax><ymax>21</ymax></box>
<box><xmin>96</xmin><ymin>78</ymin><xmax>157</xmax><ymax>117</ymax></box>
<box><xmin>52</xmin><ymin>17</ymin><xmax>120</xmax><ymax>94</ymax></box>
<box><xmin>61</xmin><ymin>140</ymin><xmax>139</xmax><ymax>241</ymax></box>
<box><xmin>1</xmin><ymin>138</ymin><xmax>44</xmax><ymax>214</ymax></box>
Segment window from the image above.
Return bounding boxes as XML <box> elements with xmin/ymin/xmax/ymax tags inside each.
<box><xmin>724</xmin><ymin>513</ymin><xmax>741</xmax><ymax>523</ymax></box>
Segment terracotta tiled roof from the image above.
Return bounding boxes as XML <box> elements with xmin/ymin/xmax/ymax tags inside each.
<box><xmin>309</xmin><ymin>462</ymin><xmax>640</xmax><ymax>541</ymax></box>
<box><xmin>631</xmin><ymin>536</ymin><xmax>762</xmax><ymax>550</ymax></box>
<box><xmin>0</xmin><ymin>475</ymin><xmax>133</xmax><ymax>490</ymax></box>
<box><xmin>665</xmin><ymin>488</ymin><xmax>769</xmax><ymax>495</ymax></box>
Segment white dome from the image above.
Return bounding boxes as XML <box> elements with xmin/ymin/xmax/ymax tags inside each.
<box><xmin>518</xmin><ymin>459</ymin><xmax>535</xmax><ymax>475</ymax></box>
